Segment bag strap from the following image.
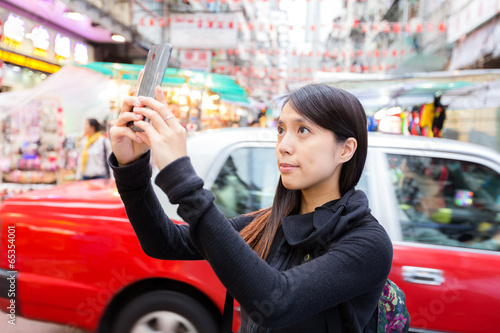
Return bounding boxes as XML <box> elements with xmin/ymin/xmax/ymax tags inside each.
<box><xmin>221</xmin><ymin>290</ymin><xmax>234</xmax><ymax>333</ymax></box>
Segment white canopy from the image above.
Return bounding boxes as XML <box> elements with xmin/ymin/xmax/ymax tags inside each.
<box><xmin>0</xmin><ymin>65</ymin><xmax>112</xmax><ymax>135</ymax></box>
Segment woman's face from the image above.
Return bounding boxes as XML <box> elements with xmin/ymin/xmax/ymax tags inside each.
<box><xmin>84</xmin><ymin>121</ymin><xmax>91</xmax><ymax>134</ymax></box>
<box><xmin>276</xmin><ymin>102</ymin><xmax>345</xmax><ymax>194</ymax></box>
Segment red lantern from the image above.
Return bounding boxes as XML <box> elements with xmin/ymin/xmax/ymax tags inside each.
<box><xmin>393</xmin><ymin>22</ymin><xmax>401</xmax><ymax>33</ymax></box>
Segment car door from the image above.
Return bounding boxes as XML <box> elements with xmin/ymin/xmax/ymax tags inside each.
<box><xmin>369</xmin><ymin>147</ymin><xmax>500</xmax><ymax>333</ymax></box>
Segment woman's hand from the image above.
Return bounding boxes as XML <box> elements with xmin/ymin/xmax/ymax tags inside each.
<box><xmin>109</xmin><ymin>95</ymin><xmax>150</xmax><ymax>166</ymax></box>
<box><xmin>129</xmin><ymin>86</ymin><xmax>187</xmax><ymax>170</ymax></box>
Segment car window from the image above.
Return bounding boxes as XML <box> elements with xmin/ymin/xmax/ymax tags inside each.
<box><xmin>211</xmin><ymin>147</ymin><xmax>279</xmax><ymax>218</ymax></box>
<box><xmin>387</xmin><ymin>153</ymin><xmax>500</xmax><ymax>251</ymax></box>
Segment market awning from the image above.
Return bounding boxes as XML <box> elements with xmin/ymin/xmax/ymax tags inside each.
<box><xmin>348</xmin><ymin>81</ymin><xmax>476</xmax><ymax>114</ymax></box>
<box><xmin>78</xmin><ymin>62</ymin><xmax>249</xmax><ymax>104</ymax></box>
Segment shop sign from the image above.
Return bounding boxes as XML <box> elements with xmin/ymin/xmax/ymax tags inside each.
<box><xmin>170</xmin><ymin>13</ymin><xmax>237</xmax><ymax>49</ymax></box>
<box><xmin>31</xmin><ymin>25</ymin><xmax>50</xmax><ymax>58</ymax></box>
<box><xmin>54</xmin><ymin>33</ymin><xmax>70</xmax><ymax>62</ymax></box>
<box><xmin>0</xmin><ymin>49</ymin><xmax>60</xmax><ymax>73</ymax></box>
<box><xmin>181</xmin><ymin>50</ymin><xmax>211</xmax><ymax>72</ymax></box>
<box><xmin>74</xmin><ymin>42</ymin><xmax>88</xmax><ymax>64</ymax></box>
<box><xmin>3</xmin><ymin>14</ymin><xmax>25</xmax><ymax>49</ymax></box>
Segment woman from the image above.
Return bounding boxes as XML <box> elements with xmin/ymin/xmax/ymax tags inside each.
<box><xmin>109</xmin><ymin>84</ymin><xmax>393</xmax><ymax>332</ymax></box>
<box><xmin>77</xmin><ymin>118</ymin><xmax>111</xmax><ymax>180</ymax></box>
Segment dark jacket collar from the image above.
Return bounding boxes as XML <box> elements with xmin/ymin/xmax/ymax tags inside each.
<box><xmin>281</xmin><ymin>188</ymin><xmax>371</xmax><ymax>250</ymax></box>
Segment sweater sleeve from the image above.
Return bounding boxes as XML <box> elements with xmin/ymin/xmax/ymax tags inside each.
<box><xmin>110</xmin><ymin>151</ymin><xmax>203</xmax><ymax>260</ymax></box>
<box><xmin>156</xmin><ymin>157</ymin><xmax>393</xmax><ymax>328</ymax></box>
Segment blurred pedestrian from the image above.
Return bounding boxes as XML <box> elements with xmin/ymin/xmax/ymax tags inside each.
<box><xmin>76</xmin><ymin>118</ymin><xmax>111</xmax><ymax>180</ymax></box>
<box><xmin>109</xmin><ymin>84</ymin><xmax>395</xmax><ymax>332</ymax></box>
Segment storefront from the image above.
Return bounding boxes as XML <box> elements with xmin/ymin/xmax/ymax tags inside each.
<box><xmin>0</xmin><ymin>6</ymin><xmax>94</xmax><ymax>92</ymax></box>
<box><xmin>0</xmin><ymin>64</ymin><xmax>108</xmax><ymax>201</ymax></box>
<box><xmin>0</xmin><ymin>62</ymin><xmax>250</xmax><ymax>201</ymax></box>
<box><xmin>81</xmin><ymin>62</ymin><xmax>251</xmax><ymax>132</ymax></box>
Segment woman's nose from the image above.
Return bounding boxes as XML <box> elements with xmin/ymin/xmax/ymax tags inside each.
<box><xmin>278</xmin><ymin>134</ymin><xmax>294</xmax><ymax>155</ymax></box>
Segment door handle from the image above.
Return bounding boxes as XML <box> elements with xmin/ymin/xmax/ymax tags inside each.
<box><xmin>402</xmin><ymin>266</ymin><xmax>445</xmax><ymax>286</ymax></box>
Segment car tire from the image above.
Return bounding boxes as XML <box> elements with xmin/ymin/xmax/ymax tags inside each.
<box><xmin>111</xmin><ymin>290</ymin><xmax>219</xmax><ymax>333</ymax></box>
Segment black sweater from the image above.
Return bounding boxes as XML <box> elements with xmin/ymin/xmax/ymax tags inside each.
<box><xmin>110</xmin><ymin>152</ymin><xmax>393</xmax><ymax>332</ymax></box>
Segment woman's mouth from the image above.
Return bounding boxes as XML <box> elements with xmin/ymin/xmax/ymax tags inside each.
<box><xmin>279</xmin><ymin>163</ymin><xmax>297</xmax><ymax>173</ymax></box>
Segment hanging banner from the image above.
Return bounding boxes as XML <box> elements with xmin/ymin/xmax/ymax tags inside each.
<box><xmin>180</xmin><ymin>49</ymin><xmax>211</xmax><ymax>72</ymax></box>
<box><xmin>170</xmin><ymin>13</ymin><xmax>237</xmax><ymax>49</ymax></box>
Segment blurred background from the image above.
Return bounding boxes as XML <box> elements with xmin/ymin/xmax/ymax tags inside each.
<box><xmin>1</xmin><ymin>0</ymin><xmax>500</xmax><ymax>332</ymax></box>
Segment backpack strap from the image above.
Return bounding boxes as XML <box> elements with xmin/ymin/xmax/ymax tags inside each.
<box><xmin>221</xmin><ymin>290</ymin><xmax>234</xmax><ymax>333</ymax></box>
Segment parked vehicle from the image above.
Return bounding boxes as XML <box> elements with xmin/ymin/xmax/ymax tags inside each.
<box><xmin>1</xmin><ymin>127</ymin><xmax>499</xmax><ymax>333</ymax></box>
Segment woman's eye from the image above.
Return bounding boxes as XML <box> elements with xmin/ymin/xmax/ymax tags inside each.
<box><xmin>277</xmin><ymin>127</ymin><xmax>284</xmax><ymax>135</ymax></box>
<box><xmin>298</xmin><ymin>126</ymin><xmax>310</xmax><ymax>134</ymax></box>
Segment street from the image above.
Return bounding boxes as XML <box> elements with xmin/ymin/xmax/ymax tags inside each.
<box><xmin>0</xmin><ymin>315</ymin><xmax>89</xmax><ymax>333</ymax></box>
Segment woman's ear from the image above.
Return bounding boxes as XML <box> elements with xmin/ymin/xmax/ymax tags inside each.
<box><xmin>339</xmin><ymin>138</ymin><xmax>357</xmax><ymax>163</ymax></box>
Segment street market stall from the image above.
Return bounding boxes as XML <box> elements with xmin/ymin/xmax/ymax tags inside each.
<box><xmin>80</xmin><ymin>62</ymin><xmax>251</xmax><ymax>132</ymax></box>
<box><xmin>0</xmin><ymin>62</ymin><xmax>250</xmax><ymax>200</ymax></box>
<box><xmin>0</xmin><ymin>65</ymin><xmax>111</xmax><ymax>200</ymax></box>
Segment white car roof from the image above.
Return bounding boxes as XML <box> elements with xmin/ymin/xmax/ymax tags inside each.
<box><xmin>187</xmin><ymin>127</ymin><xmax>500</xmax><ymax>166</ymax></box>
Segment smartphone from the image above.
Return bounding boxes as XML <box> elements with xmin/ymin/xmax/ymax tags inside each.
<box><xmin>128</xmin><ymin>42</ymin><xmax>173</xmax><ymax>132</ymax></box>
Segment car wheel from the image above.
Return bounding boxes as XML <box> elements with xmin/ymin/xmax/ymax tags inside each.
<box><xmin>112</xmin><ymin>290</ymin><xmax>219</xmax><ymax>333</ymax></box>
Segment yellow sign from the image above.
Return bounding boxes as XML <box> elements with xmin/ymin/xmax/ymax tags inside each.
<box><xmin>0</xmin><ymin>49</ymin><xmax>60</xmax><ymax>73</ymax></box>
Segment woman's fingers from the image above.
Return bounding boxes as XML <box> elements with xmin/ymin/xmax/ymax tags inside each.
<box><xmin>114</xmin><ymin>109</ymin><xmax>143</xmax><ymax>127</ymax></box>
<box><xmin>128</xmin><ymin>69</ymin><xmax>145</xmax><ymax>97</ymax></box>
<box><xmin>119</xmin><ymin>96</ymin><xmax>142</xmax><ymax>115</ymax></box>
<box><xmin>155</xmin><ymin>86</ymin><xmax>168</xmax><ymax>104</ymax></box>
<box><xmin>109</xmin><ymin>122</ymin><xmax>144</xmax><ymax>144</ymax></box>
<box><xmin>138</xmin><ymin>92</ymin><xmax>173</xmax><ymax>119</ymax></box>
